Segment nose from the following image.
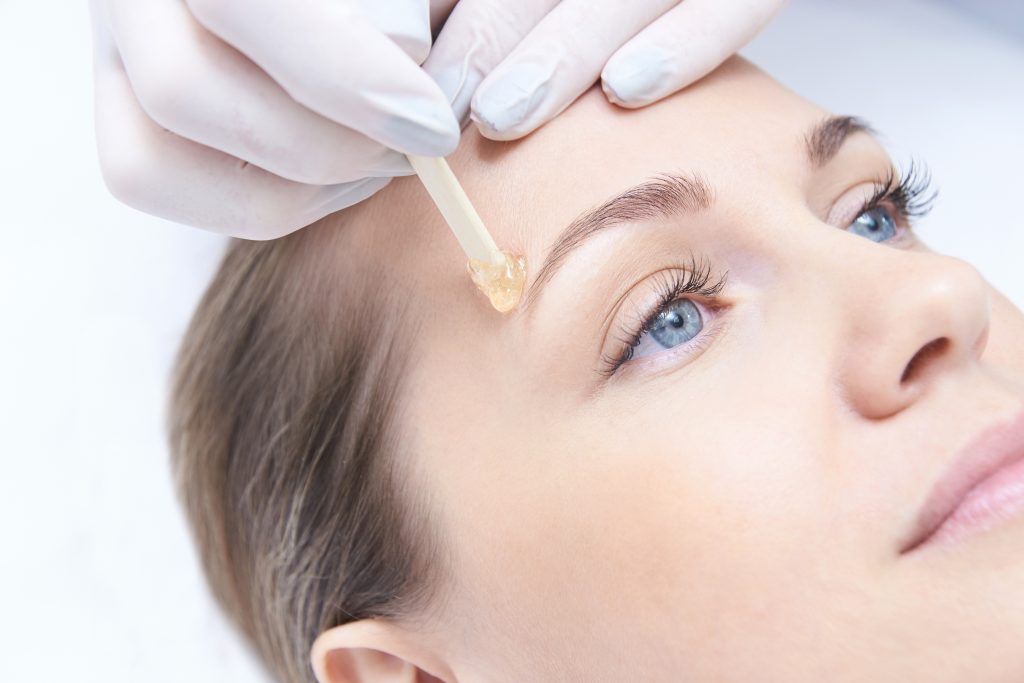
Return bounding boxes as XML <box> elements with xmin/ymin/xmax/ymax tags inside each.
<box><xmin>833</xmin><ymin>243</ymin><xmax>991</xmax><ymax>419</ymax></box>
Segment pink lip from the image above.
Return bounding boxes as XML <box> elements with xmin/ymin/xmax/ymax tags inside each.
<box><xmin>899</xmin><ymin>407</ymin><xmax>1024</xmax><ymax>555</ymax></box>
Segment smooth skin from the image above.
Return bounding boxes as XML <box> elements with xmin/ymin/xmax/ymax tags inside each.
<box><xmin>311</xmin><ymin>58</ymin><xmax>1024</xmax><ymax>682</ymax></box>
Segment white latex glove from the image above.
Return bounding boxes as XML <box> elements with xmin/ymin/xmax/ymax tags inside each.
<box><xmin>90</xmin><ymin>0</ymin><xmax>460</xmax><ymax>239</ymax></box>
<box><xmin>425</xmin><ymin>0</ymin><xmax>788</xmax><ymax>141</ymax></box>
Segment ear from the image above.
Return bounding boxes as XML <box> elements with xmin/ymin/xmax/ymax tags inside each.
<box><xmin>310</xmin><ymin>618</ymin><xmax>455</xmax><ymax>683</ymax></box>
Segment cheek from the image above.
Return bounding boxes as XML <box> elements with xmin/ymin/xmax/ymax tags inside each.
<box><xmin>563</xmin><ymin>391</ymin><xmax>880</xmax><ymax>677</ymax></box>
<box><xmin>431</xmin><ymin>379</ymin><xmax>842</xmax><ymax>674</ymax></box>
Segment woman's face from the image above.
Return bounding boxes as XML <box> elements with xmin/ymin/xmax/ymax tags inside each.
<box><xmin>354</xmin><ymin>58</ymin><xmax>1024</xmax><ymax>681</ymax></box>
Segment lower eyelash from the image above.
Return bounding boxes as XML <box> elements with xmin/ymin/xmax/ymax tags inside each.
<box><xmin>601</xmin><ymin>253</ymin><xmax>729</xmax><ymax>376</ymax></box>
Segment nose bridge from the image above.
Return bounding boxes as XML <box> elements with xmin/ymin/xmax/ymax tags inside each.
<box><xmin>812</xmin><ymin>232</ymin><xmax>992</xmax><ymax>419</ymax></box>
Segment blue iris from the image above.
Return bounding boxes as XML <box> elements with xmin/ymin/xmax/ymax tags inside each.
<box><xmin>649</xmin><ymin>299</ymin><xmax>702</xmax><ymax>349</ymax></box>
<box><xmin>849</xmin><ymin>206</ymin><xmax>897</xmax><ymax>242</ymax></box>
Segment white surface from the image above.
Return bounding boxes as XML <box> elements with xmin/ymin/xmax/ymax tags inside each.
<box><xmin>0</xmin><ymin>2</ymin><xmax>1021</xmax><ymax>682</ymax></box>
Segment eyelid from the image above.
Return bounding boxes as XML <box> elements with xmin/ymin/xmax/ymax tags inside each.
<box><xmin>825</xmin><ymin>161</ymin><xmax>935</xmax><ymax>231</ymax></box>
<box><xmin>825</xmin><ymin>179</ymin><xmax>886</xmax><ymax>228</ymax></box>
<box><xmin>599</xmin><ymin>262</ymin><xmax>730</xmax><ymax>377</ymax></box>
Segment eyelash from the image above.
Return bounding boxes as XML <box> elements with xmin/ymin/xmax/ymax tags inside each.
<box><xmin>601</xmin><ymin>163</ymin><xmax>936</xmax><ymax>376</ymax></box>
<box><xmin>860</xmin><ymin>160</ymin><xmax>937</xmax><ymax>222</ymax></box>
<box><xmin>600</xmin><ymin>252</ymin><xmax>728</xmax><ymax>376</ymax></box>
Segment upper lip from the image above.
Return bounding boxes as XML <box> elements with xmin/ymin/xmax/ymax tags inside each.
<box><xmin>899</xmin><ymin>406</ymin><xmax>1024</xmax><ymax>554</ymax></box>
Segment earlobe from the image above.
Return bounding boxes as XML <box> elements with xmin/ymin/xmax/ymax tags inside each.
<box><xmin>310</xmin><ymin>618</ymin><xmax>454</xmax><ymax>683</ymax></box>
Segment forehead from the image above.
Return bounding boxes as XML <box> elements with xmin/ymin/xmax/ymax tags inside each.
<box><xmin>364</xmin><ymin>57</ymin><xmax>829</xmax><ymax>301</ymax></box>
<box><xmin>468</xmin><ymin>58</ymin><xmax>824</xmax><ymax>247</ymax></box>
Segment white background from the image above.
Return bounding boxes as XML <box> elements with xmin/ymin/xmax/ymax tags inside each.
<box><xmin>1</xmin><ymin>1</ymin><xmax>1021</xmax><ymax>681</ymax></box>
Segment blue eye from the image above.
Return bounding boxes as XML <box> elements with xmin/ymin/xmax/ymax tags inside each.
<box><xmin>650</xmin><ymin>299</ymin><xmax>702</xmax><ymax>348</ymax></box>
<box><xmin>848</xmin><ymin>205</ymin><xmax>897</xmax><ymax>242</ymax></box>
<box><xmin>601</xmin><ymin>259</ymin><xmax>728</xmax><ymax>376</ymax></box>
<box><xmin>630</xmin><ymin>298</ymin><xmax>704</xmax><ymax>360</ymax></box>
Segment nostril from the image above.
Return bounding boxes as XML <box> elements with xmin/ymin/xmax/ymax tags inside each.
<box><xmin>901</xmin><ymin>337</ymin><xmax>950</xmax><ymax>383</ymax></box>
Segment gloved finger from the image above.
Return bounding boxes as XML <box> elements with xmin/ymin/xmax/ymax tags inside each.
<box><xmin>184</xmin><ymin>0</ymin><xmax>459</xmax><ymax>157</ymax></box>
<box><xmin>469</xmin><ymin>0</ymin><xmax>678</xmax><ymax>141</ymax></box>
<box><xmin>354</xmin><ymin>0</ymin><xmax>432</xmax><ymax>65</ymax></box>
<box><xmin>423</xmin><ymin>0</ymin><xmax>559</xmax><ymax>127</ymax></box>
<box><xmin>602</xmin><ymin>0</ymin><xmax>788</xmax><ymax>107</ymax></box>
<box><xmin>93</xmin><ymin>28</ymin><xmax>388</xmax><ymax>239</ymax></box>
<box><xmin>106</xmin><ymin>0</ymin><xmax>412</xmax><ymax>186</ymax></box>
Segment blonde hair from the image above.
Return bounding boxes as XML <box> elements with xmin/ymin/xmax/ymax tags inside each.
<box><xmin>168</xmin><ymin>220</ymin><xmax>442</xmax><ymax>683</ymax></box>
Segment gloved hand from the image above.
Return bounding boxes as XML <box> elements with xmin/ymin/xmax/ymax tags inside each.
<box><xmin>91</xmin><ymin>0</ymin><xmax>786</xmax><ymax>239</ymax></box>
<box><xmin>424</xmin><ymin>0</ymin><xmax>788</xmax><ymax>140</ymax></box>
<box><xmin>89</xmin><ymin>0</ymin><xmax>461</xmax><ymax>239</ymax></box>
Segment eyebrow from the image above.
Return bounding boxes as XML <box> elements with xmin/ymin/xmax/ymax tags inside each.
<box><xmin>804</xmin><ymin>115</ymin><xmax>874</xmax><ymax>167</ymax></box>
<box><xmin>519</xmin><ymin>115</ymin><xmax>873</xmax><ymax>311</ymax></box>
